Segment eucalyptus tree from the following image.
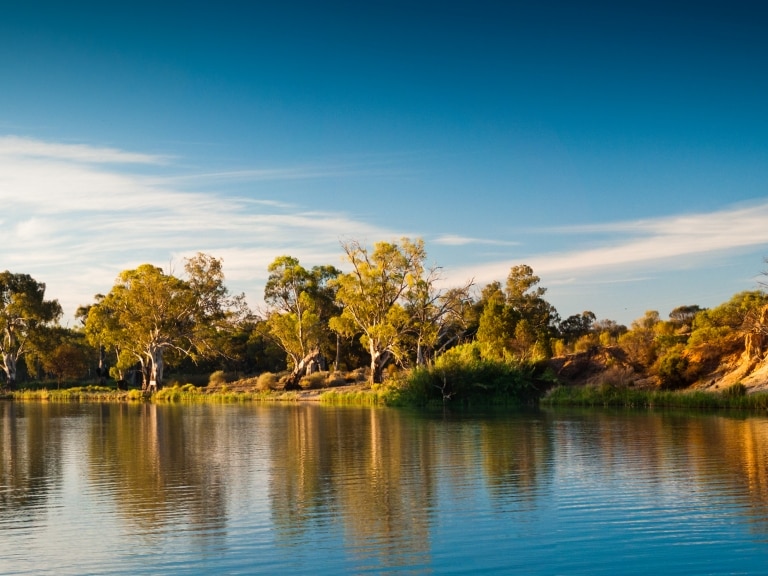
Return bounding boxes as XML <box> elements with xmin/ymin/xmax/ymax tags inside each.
<box><xmin>84</xmin><ymin>253</ymin><xmax>246</xmax><ymax>390</ymax></box>
<box><xmin>403</xmin><ymin>266</ymin><xmax>474</xmax><ymax>366</ymax></box>
<box><xmin>476</xmin><ymin>265</ymin><xmax>559</xmax><ymax>360</ymax></box>
<box><xmin>263</xmin><ymin>256</ymin><xmax>340</xmax><ymax>389</ymax></box>
<box><xmin>330</xmin><ymin>238</ymin><xmax>426</xmax><ymax>384</ymax></box>
<box><xmin>0</xmin><ymin>271</ymin><xmax>62</xmax><ymax>388</ymax></box>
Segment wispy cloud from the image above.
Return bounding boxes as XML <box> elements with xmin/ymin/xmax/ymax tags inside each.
<box><xmin>433</xmin><ymin>234</ymin><xmax>519</xmax><ymax>247</ymax></box>
<box><xmin>446</xmin><ymin>202</ymin><xmax>768</xmax><ymax>286</ymax></box>
<box><xmin>3</xmin><ymin>135</ymin><xmax>767</xmax><ymax>325</ymax></box>
<box><xmin>0</xmin><ymin>136</ymin><xmax>400</xmax><ymax>319</ymax></box>
<box><xmin>0</xmin><ymin>135</ymin><xmax>170</xmax><ymax>164</ymax></box>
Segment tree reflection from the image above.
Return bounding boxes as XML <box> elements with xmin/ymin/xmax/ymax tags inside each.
<box><xmin>86</xmin><ymin>403</ymin><xmax>228</xmax><ymax>549</ymax></box>
<box><xmin>0</xmin><ymin>402</ymin><xmax>65</xmax><ymax>521</ymax></box>
<box><xmin>268</xmin><ymin>406</ymin><xmax>436</xmax><ymax>570</ymax></box>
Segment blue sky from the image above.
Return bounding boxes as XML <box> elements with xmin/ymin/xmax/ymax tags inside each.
<box><xmin>1</xmin><ymin>1</ymin><xmax>767</xmax><ymax>326</ymax></box>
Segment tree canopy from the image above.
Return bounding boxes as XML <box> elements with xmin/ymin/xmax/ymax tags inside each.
<box><xmin>263</xmin><ymin>255</ymin><xmax>341</xmax><ymax>389</ymax></box>
<box><xmin>330</xmin><ymin>238</ymin><xmax>426</xmax><ymax>384</ymax></box>
<box><xmin>0</xmin><ymin>272</ymin><xmax>62</xmax><ymax>388</ymax></box>
<box><xmin>84</xmin><ymin>254</ymin><xmax>246</xmax><ymax>390</ymax></box>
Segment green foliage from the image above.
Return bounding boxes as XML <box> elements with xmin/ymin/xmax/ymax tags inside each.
<box><xmin>263</xmin><ymin>255</ymin><xmax>340</xmax><ymax>370</ymax></box>
<box><xmin>331</xmin><ymin>238</ymin><xmax>427</xmax><ymax>383</ymax></box>
<box><xmin>319</xmin><ymin>388</ymin><xmax>391</xmax><ymax>406</ymax></box>
<box><xmin>722</xmin><ymin>382</ymin><xmax>747</xmax><ymax>398</ymax></box>
<box><xmin>84</xmin><ymin>254</ymin><xmax>246</xmax><ymax>389</ymax></box>
<box><xmin>476</xmin><ymin>265</ymin><xmax>558</xmax><ymax>362</ymax></box>
<box><xmin>655</xmin><ymin>346</ymin><xmax>690</xmax><ymax>390</ymax></box>
<box><xmin>393</xmin><ymin>344</ymin><xmax>550</xmax><ymax>406</ymax></box>
<box><xmin>0</xmin><ymin>271</ymin><xmax>63</xmax><ymax>387</ymax></box>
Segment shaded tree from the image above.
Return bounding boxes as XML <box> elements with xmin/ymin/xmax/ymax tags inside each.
<box><xmin>559</xmin><ymin>311</ymin><xmax>597</xmax><ymax>344</ymax></box>
<box><xmin>476</xmin><ymin>265</ymin><xmax>558</xmax><ymax>361</ymax></box>
<box><xmin>0</xmin><ymin>272</ymin><xmax>62</xmax><ymax>388</ymax></box>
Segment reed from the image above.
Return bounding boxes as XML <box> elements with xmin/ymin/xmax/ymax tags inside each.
<box><xmin>542</xmin><ymin>383</ymin><xmax>768</xmax><ymax>411</ymax></box>
<box><xmin>319</xmin><ymin>388</ymin><xmax>391</xmax><ymax>406</ymax></box>
<box><xmin>12</xmin><ymin>386</ymin><xmax>133</xmax><ymax>402</ymax></box>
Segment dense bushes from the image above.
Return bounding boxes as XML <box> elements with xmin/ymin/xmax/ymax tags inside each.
<box><xmin>390</xmin><ymin>343</ymin><xmax>553</xmax><ymax>406</ymax></box>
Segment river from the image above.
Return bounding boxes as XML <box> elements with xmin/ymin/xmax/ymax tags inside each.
<box><xmin>1</xmin><ymin>401</ymin><xmax>768</xmax><ymax>574</ymax></box>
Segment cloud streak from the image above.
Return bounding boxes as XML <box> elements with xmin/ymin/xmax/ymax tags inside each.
<box><xmin>2</xmin><ymin>135</ymin><xmax>766</xmax><ymax>325</ymax></box>
<box><xmin>0</xmin><ymin>135</ymin><xmax>169</xmax><ymax>164</ymax></box>
<box><xmin>0</xmin><ymin>136</ymin><xmax>400</xmax><ymax>319</ymax></box>
<box><xmin>446</xmin><ymin>202</ymin><xmax>768</xmax><ymax>286</ymax></box>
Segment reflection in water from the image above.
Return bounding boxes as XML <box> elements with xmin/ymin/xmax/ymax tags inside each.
<box><xmin>0</xmin><ymin>402</ymin><xmax>66</xmax><ymax>520</ymax></box>
<box><xmin>1</xmin><ymin>402</ymin><xmax>768</xmax><ymax>574</ymax></box>
<box><xmin>268</xmin><ymin>406</ymin><xmax>435</xmax><ymax>570</ymax></box>
<box><xmin>87</xmin><ymin>403</ymin><xmax>228</xmax><ymax>550</ymax></box>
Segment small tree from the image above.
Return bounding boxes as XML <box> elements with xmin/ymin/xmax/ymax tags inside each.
<box><xmin>43</xmin><ymin>343</ymin><xmax>89</xmax><ymax>388</ymax></box>
<box><xmin>403</xmin><ymin>266</ymin><xmax>474</xmax><ymax>366</ymax></box>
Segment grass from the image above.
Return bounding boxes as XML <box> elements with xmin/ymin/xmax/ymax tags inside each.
<box><xmin>7</xmin><ymin>381</ymin><xmax>307</xmax><ymax>404</ymax></box>
<box><xmin>11</xmin><ymin>385</ymin><xmax>134</xmax><ymax>402</ymax></box>
<box><xmin>542</xmin><ymin>383</ymin><xmax>768</xmax><ymax>411</ymax></box>
<box><xmin>318</xmin><ymin>386</ymin><xmax>395</xmax><ymax>406</ymax></box>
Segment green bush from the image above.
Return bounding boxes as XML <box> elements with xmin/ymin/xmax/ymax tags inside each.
<box><xmin>656</xmin><ymin>348</ymin><xmax>690</xmax><ymax>390</ymax></box>
<box><xmin>396</xmin><ymin>346</ymin><xmax>551</xmax><ymax>406</ymax></box>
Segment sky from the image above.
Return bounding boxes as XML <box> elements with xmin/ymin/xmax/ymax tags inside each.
<box><xmin>1</xmin><ymin>0</ymin><xmax>767</xmax><ymax>327</ymax></box>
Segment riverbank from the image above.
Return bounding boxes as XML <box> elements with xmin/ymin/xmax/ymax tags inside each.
<box><xmin>7</xmin><ymin>376</ymin><xmax>768</xmax><ymax>412</ymax></box>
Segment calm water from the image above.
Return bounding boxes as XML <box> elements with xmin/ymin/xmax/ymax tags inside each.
<box><xmin>2</xmin><ymin>402</ymin><xmax>768</xmax><ymax>575</ymax></box>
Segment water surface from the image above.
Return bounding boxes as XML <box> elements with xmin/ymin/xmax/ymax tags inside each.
<box><xmin>2</xmin><ymin>402</ymin><xmax>768</xmax><ymax>574</ymax></box>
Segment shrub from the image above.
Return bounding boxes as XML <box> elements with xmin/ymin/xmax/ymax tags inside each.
<box><xmin>655</xmin><ymin>348</ymin><xmax>690</xmax><ymax>390</ymax></box>
<box><xmin>256</xmin><ymin>372</ymin><xmax>278</xmax><ymax>391</ymax></box>
<box><xmin>326</xmin><ymin>372</ymin><xmax>347</xmax><ymax>387</ymax></box>
<box><xmin>299</xmin><ymin>371</ymin><xmax>328</xmax><ymax>389</ymax></box>
<box><xmin>209</xmin><ymin>370</ymin><xmax>227</xmax><ymax>387</ymax></box>
<box><xmin>588</xmin><ymin>365</ymin><xmax>635</xmax><ymax>388</ymax></box>
<box><xmin>397</xmin><ymin>346</ymin><xmax>551</xmax><ymax>406</ymax></box>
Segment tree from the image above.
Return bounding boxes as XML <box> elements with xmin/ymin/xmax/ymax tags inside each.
<box><xmin>25</xmin><ymin>325</ymin><xmax>94</xmax><ymax>385</ymax></box>
<box><xmin>619</xmin><ymin>310</ymin><xmax>661</xmax><ymax>368</ymax></box>
<box><xmin>476</xmin><ymin>265</ymin><xmax>558</xmax><ymax>361</ymax></box>
<box><xmin>504</xmin><ymin>265</ymin><xmax>559</xmax><ymax>340</ymax></box>
<box><xmin>669</xmin><ymin>305</ymin><xmax>703</xmax><ymax>327</ymax></box>
<box><xmin>263</xmin><ymin>256</ymin><xmax>341</xmax><ymax>389</ymax></box>
<box><xmin>84</xmin><ymin>254</ymin><xmax>246</xmax><ymax>391</ymax></box>
<box><xmin>403</xmin><ymin>266</ymin><xmax>474</xmax><ymax>366</ymax></box>
<box><xmin>76</xmin><ymin>297</ymin><xmax>109</xmax><ymax>384</ymax></box>
<box><xmin>475</xmin><ymin>282</ymin><xmax>512</xmax><ymax>360</ymax></box>
<box><xmin>43</xmin><ymin>342</ymin><xmax>90</xmax><ymax>389</ymax></box>
<box><xmin>330</xmin><ymin>238</ymin><xmax>426</xmax><ymax>384</ymax></box>
<box><xmin>559</xmin><ymin>311</ymin><xmax>597</xmax><ymax>344</ymax></box>
<box><xmin>0</xmin><ymin>272</ymin><xmax>62</xmax><ymax>388</ymax></box>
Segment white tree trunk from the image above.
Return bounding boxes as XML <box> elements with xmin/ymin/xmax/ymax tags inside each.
<box><xmin>370</xmin><ymin>342</ymin><xmax>392</xmax><ymax>384</ymax></box>
<box><xmin>148</xmin><ymin>347</ymin><xmax>164</xmax><ymax>391</ymax></box>
<box><xmin>2</xmin><ymin>351</ymin><xmax>17</xmax><ymax>387</ymax></box>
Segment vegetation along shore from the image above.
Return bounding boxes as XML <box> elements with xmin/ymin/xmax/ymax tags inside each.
<box><xmin>2</xmin><ymin>238</ymin><xmax>768</xmax><ymax>410</ymax></box>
